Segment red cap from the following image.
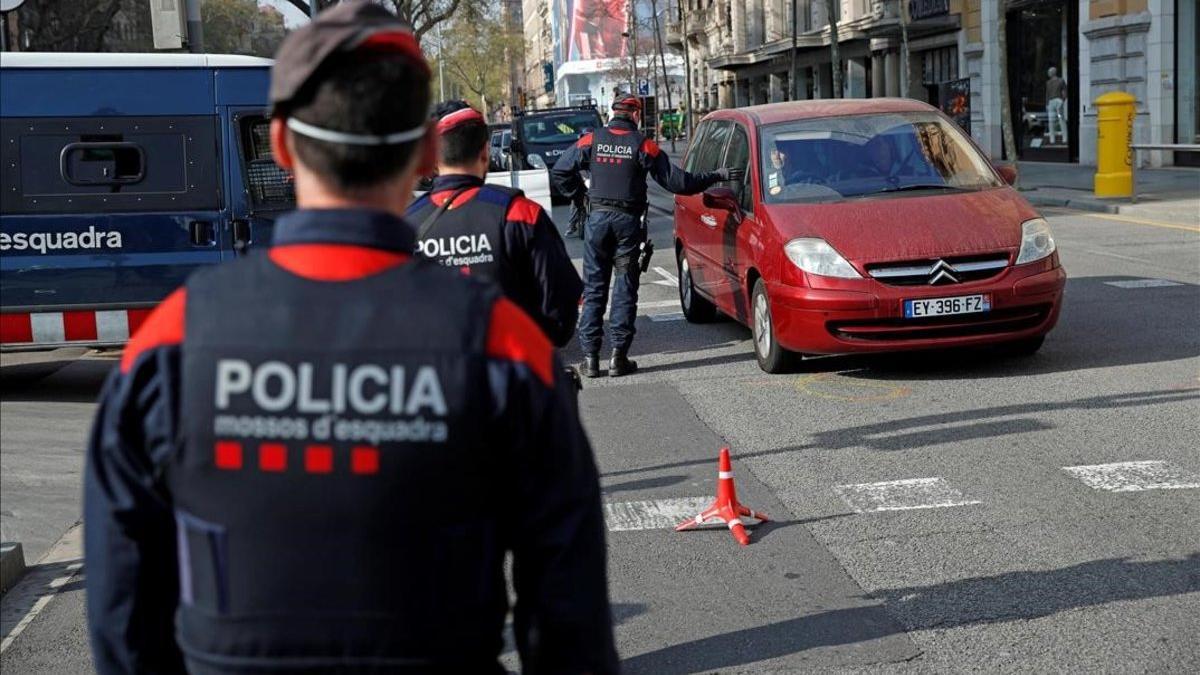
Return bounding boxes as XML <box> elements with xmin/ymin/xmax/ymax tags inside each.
<box><xmin>613</xmin><ymin>95</ymin><xmax>642</xmax><ymax>113</ymax></box>
<box><xmin>436</xmin><ymin>107</ymin><xmax>485</xmax><ymax>135</ymax></box>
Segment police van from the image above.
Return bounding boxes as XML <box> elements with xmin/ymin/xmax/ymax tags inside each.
<box><xmin>0</xmin><ymin>53</ymin><xmax>294</xmax><ymax>351</ymax></box>
<box><xmin>510</xmin><ymin>102</ymin><xmax>602</xmax><ymax>199</ymax></box>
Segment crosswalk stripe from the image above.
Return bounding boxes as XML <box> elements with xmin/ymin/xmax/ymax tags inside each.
<box><xmin>833</xmin><ymin>477</ymin><xmax>981</xmax><ymax>513</ymax></box>
<box><xmin>604</xmin><ymin>497</ymin><xmax>713</xmax><ymax>532</ymax></box>
<box><xmin>1062</xmin><ymin>461</ymin><xmax>1200</xmax><ymax>492</ymax></box>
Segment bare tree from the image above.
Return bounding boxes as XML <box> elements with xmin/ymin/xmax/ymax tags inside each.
<box><xmin>16</xmin><ymin>0</ymin><xmax>124</xmax><ymax>51</ymax></box>
<box><xmin>996</xmin><ymin>0</ymin><xmax>1019</xmax><ymax>164</ymax></box>
<box><xmin>825</xmin><ymin>0</ymin><xmax>841</xmax><ymax>97</ymax></box>
<box><xmin>282</xmin><ymin>0</ymin><xmax>476</xmax><ymax>40</ymax></box>
<box><xmin>439</xmin><ymin>3</ymin><xmax>522</xmax><ymax>117</ymax></box>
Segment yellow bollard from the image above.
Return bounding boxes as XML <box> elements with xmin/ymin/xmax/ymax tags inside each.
<box><xmin>1093</xmin><ymin>91</ymin><xmax>1136</xmax><ymax>197</ymax></box>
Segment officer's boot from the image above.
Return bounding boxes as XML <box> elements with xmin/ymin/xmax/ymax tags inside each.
<box><xmin>609</xmin><ymin>349</ymin><xmax>638</xmax><ymax>377</ymax></box>
<box><xmin>580</xmin><ymin>353</ymin><xmax>601</xmax><ymax>378</ymax></box>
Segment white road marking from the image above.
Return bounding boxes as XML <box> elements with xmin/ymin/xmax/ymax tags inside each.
<box><xmin>604</xmin><ymin>299</ymin><xmax>680</xmax><ymax>312</ymax></box>
<box><xmin>1</xmin><ymin>523</ymin><xmax>83</xmax><ymax>653</ymax></box>
<box><xmin>1104</xmin><ymin>278</ymin><xmax>1184</xmax><ymax>289</ymax></box>
<box><xmin>1062</xmin><ymin>461</ymin><xmax>1200</xmax><ymax>492</ymax></box>
<box><xmin>649</xmin><ymin>266</ymin><xmax>678</xmax><ymax>287</ymax></box>
<box><xmin>638</xmin><ymin>299</ymin><xmax>681</xmax><ymax>310</ymax></box>
<box><xmin>648</xmin><ymin>312</ymin><xmax>685</xmax><ymax>322</ymax></box>
<box><xmin>604</xmin><ymin>497</ymin><xmax>713</xmax><ymax>531</ymax></box>
<box><xmin>833</xmin><ymin>477</ymin><xmax>982</xmax><ymax>513</ymax></box>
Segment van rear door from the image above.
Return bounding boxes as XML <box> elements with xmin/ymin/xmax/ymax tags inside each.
<box><xmin>215</xmin><ymin>65</ymin><xmax>292</xmax><ymax>256</ymax></box>
<box><xmin>224</xmin><ymin>110</ymin><xmax>294</xmax><ymax>255</ymax></box>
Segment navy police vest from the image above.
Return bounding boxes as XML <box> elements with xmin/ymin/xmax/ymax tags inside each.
<box><xmin>409</xmin><ymin>184</ymin><xmax>522</xmax><ymax>284</ymax></box>
<box><xmin>588</xmin><ymin>126</ymin><xmax>646</xmax><ymax>213</ymax></box>
<box><xmin>172</xmin><ymin>252</ymin><xmax>509</xmax><ymax>670</ymax></box>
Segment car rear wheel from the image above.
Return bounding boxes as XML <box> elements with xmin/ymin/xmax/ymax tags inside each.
<box><xmin>678</xmin><ymin>249</ymin><xmax>717</xmax><ymax>323</ymax></box>
<box><xmin>751</xmin><ymin>279</ymin><xmax>799</xmax><ymax>373</ymax></box>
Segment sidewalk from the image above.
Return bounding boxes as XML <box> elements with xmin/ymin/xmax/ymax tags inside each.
<box><xmin>1015</xmin><ymin>161</ymin><xmax>1199</xmax><ymax>221</ymax></box>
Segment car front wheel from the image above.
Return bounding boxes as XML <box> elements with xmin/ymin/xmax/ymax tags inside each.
<box><xmin>678</xmin><ymin>248</ymin><xmax>717</xmax><ymax>323</ymax></box>
<box><xmin>751</xmin><ymin>279</ymin><xmax>799</xmax><ymax>373</ymax></box>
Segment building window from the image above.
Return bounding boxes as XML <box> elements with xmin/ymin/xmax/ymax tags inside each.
<box><xmin>921</xmin><ymin>47</ymin><xmax>958</xmax><ymax>86</ymax></box>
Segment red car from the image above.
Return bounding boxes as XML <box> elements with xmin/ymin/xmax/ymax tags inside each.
<box><xmin>673</xmin><ymin>99</ymin><xmax>1065</xmax><ymax>372</ymax></box>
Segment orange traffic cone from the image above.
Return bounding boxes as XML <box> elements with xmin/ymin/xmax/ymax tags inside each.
<box><xmin>675</xmin><ymin>447</ymin><xmax>769</xmax><ymax>546</ymax></box>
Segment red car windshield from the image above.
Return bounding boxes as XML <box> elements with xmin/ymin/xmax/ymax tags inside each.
<box><xmin>759</xmin><ymin>112</ymin><xmax>1002</xmax><ymax>203</ymax></box>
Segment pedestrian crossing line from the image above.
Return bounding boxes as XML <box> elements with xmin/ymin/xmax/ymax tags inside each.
<box><xmin>1104</xmin><ymin>278</ymin><xmax>1184</xmax><ymax>289</ymax></box>
<box><xmin>604</xmin><ymin>496</ymin><xmax>713</xmax><ymax>532</ymax></box>
<box><xmin>648</xmin><ymin>312</ymin><xmax>686</xmax><ymax>322</ymax></box>
<box><xmin>1062</xmin><ymin>461</ymin><xmax>1200</xmax><ymax>492</ymax></box>
<box><xmin>833</xmin><ymin>477</ymin><xmax>981</xmax><ymax>513</ymax></box>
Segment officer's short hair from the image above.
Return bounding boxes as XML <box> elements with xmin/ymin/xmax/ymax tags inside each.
<box><xmin>288</xmin><ymin>54</ymin><xmax>430</xmax><ymax>191</ymax></box>
<box><xmin>433</xmin><ymin>100</ymin><xmax>490</xmax><ymax>166</ymax></box>
<box><xmin>441</xmin><ymin>121</ymin><xmax>489</xmax><ymax>166</ymax></box>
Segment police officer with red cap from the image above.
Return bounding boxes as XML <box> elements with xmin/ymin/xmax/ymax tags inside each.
<box><xmin>407</xmin><ymin>101</ymin><xmax>582</xmax><ymax>347</ymax></box>
<box><xmin>83</xmin><ymin>4</ymin><xmax>617</xmax><ymax>673</ymax></box>
<box><xmin>552</xmin><ymin>94</ymin><xmax>741</xmax><ymax>377</ymax></box>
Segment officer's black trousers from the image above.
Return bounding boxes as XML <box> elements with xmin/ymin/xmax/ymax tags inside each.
<box><xmin>579</xmin><ymin>209</ymin><xmax>644</xmax><ymax>355</ymax></box>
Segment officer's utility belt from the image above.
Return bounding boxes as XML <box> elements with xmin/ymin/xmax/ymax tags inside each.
<box><xmin>589</xmin><ymin>196</ymin><xmax>646</xmax><ymax>217</ymax></box>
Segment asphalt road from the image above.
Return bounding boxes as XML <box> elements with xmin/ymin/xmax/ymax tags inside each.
<box><xmin>2</xmin><ymin>187</ymin><xmax>1198</xmax><ymax>673</ymax></box>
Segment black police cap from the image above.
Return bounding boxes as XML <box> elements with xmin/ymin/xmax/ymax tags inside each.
<box><xmin>269</xmin><ymin>1</ymin><xmax>429</xmax><ymax>117</ymax></box>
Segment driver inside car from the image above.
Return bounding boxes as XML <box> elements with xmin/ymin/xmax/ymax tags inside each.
<box><xmin>765</xmin><ymin>146</ymin><xmax>791</xmax><ymax>195</ymax></box>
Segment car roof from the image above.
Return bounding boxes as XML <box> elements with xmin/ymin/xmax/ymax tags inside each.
<box><xmin>0</xmin><ymin>53</ymin><xmax>272</xmax><ymax>69</ymax></box>
<box><xmin>709</xmin><ymin>98</ymin><xmax>939</xmax><ymax>126</ymax></box>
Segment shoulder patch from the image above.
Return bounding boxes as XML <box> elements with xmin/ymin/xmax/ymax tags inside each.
<box><xmin>576</xmin><ymin>132</ymin><xmax>594</xmax><ymax>148</ymax></box>
<box><xmin>640</xmin><ymin>138</ymin><xmax>661</xmax><ymax>157</ymax></box>
<box><xmin>120</xmin><ymin>288</ymin><xmax>186</xmax><ymax>373</ymax></box>
<box><xmin>485</xmin><ymin>298</ymin><xmax>554</xmax><ymax>387</ymax></box>
<box><xmin>506</xmin><ymin>196</ymin><xmax>544</xmax><ymax>227</ymax></box>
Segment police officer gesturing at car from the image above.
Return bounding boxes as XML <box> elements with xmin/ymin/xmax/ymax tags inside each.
<box><xmin>552</xmin><ymin>95</ymin><xmax>741</xmax><ymax>377</ymax></box>
<box><xmin>408</xmin><ymin>101</ymin><xmax>582</xmax><ymax>347</ymax></box>
<box><xmin>83</xmin><ymin>4</ymin><xmax>617</xmax><ymax>674</ymax></box>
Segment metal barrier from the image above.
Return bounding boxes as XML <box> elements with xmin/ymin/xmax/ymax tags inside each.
<box><xmin>1130</xmin><ymin>143</ymin><xmax>1200</xmax><ymax>203</ymax></box>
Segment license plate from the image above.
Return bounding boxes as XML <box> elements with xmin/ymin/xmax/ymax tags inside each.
<box><xmin>904</xmin><ymin>294</ymin><xmax>991</xmax><ymax>318</ymax></box>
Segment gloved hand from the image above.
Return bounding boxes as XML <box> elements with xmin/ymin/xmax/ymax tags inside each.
<box><xmin>715</xmin><ymin>167</ymin><xmax>745</xmax><ymax>183</ymax></box>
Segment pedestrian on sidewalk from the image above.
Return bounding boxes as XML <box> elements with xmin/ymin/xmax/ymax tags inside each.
<box><xmin>407</xmin><ymin>100</ymin><xmax>583</xmax><ymax>347</ymax></box>
<box><xmin>83</xmin><ymin>4</ymin><xmax>617</xmax><ymax>674</ymax></box>
<box><xmin>551</xmin><ymin>94</ymin><xmax>740</xmax><ymax>377</ymax></box>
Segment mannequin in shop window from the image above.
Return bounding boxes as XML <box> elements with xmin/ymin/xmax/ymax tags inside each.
<box><xmin>1045</xmin><ymin>67</ymin><xmax>1068</xmax><ymax>145</ymax></box>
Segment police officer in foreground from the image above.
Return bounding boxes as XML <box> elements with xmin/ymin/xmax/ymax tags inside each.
<box><xmin>407</xmin><ymin>101</ymin><xmax>582</xmax><ymax>347</ymax></box>
<box><xmin>83</xmin><ymin>4</ymin><xmax>617</xmax><ymax>674</ymax></box>
<box><xmin>552</xmin><ymin>95</ymin><xmax>741</xmax><ymax>377</ymax></box>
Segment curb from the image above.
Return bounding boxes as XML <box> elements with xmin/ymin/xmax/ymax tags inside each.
<box><xmin>1</xmin><ymin>542</ymin><xmax>27</xmax><ymax>595</ymax></box>
<box><xmin>1022</xmin><ymin>191</ymin><xmax>1120</xmax><ymax>214</ymax></box>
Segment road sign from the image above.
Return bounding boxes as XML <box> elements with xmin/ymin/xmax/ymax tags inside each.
<box><xmin>638</xmin><ymin>79</ymin><xmax>650</xmax><ymax>96</ymax></box>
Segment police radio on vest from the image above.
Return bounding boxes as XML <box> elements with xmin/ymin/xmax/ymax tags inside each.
<box><xmin>215</xmin><ymin>359</ymin><xmax>448</xmax><ymax>417</ymax></box>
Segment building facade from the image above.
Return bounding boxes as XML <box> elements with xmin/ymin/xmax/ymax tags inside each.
<box><xmin>668</xmin><ymin>0</ymin><xmax>1194</xmax><ymax>166</ymax></box>
<box><xmin>523</xmin><ymin>0</ymin><xmax>687</xmax><ymax>118</ymax></box>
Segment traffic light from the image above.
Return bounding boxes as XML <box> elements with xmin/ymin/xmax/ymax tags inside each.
<box><xmin>543</xmin><ymin>62</ymin><xmax>554</xmax><ymax>94</ymax></box>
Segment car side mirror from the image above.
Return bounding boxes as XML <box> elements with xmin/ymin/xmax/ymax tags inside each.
<box><xmin>703</xmin><ymin>186</ymin><xmax>743</xmax><ymax>220</ymax></box>
<box><xmin>993</xmin><ymin>162</ymin><xmax>1018</xmax><ymax>185</ymax></box>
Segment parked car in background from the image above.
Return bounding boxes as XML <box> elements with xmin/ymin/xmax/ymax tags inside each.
<box><xmin>489</xmin><ymin>128</ymin><xmax>512</xmax><ymax>171</ymax></box>
<box><xmin>674</xmin><ymin>99</ymin><xmax>1065</xmax><ymax>373</ymax></box>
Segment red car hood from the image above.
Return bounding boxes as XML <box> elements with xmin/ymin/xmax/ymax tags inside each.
<box><xmin>762</xmin><ymin>187</ymin><xmax>1039</xmax><ymax>264</ymax></box>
